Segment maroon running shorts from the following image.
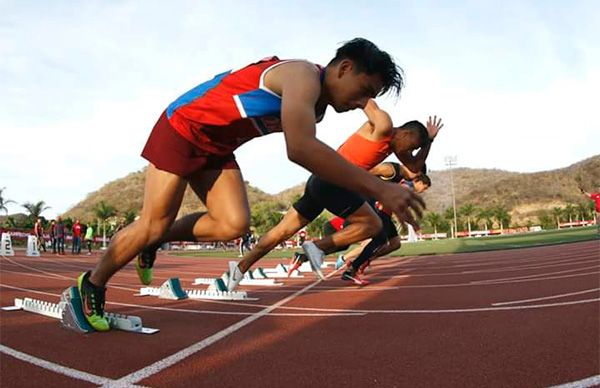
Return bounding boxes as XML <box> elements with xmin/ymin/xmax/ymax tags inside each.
<box><xmin>141</xmin><ymin>111</ymin><xmax>239</xmax><ymax>177</ymax></box>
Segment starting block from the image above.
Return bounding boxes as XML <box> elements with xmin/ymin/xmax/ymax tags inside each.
<box><xmin>193</xmin><ymin>270</ymin><xmax>282</xmax><ymax>287</ymax></box>
<box><xmin>26</xmin><ymin>235</ymin><xmax>40</xmax><ymax>257</ymax></box>
<box><xmin>262</xmin><ymin>263</ymin><xmax>303</xmax><ymax>278</ymax></box>
<box><xmin>1</xmin><ymin>287</ymin><xmax>159</xmax><ymax>334</ymax></box>
<box><xmin>0</xmin><ymin>233</ymin><xmax>14</xmax><ymax>256</ymax></box>
<box><xmin>137</xmin><ymin>277</ymin><xmax>256</xmax><ymax>301</ymax></box>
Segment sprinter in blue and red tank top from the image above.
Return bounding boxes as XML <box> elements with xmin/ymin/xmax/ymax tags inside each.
<box><xmin>76</xmin><ymin>38</ymin><xmax>425</xmax><ymax>331</ymax></box>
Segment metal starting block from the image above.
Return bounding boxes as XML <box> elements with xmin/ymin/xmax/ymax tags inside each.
<box><xmin>262</xmin><ymin>263</ymin><xmax>304</xmax><ymax>278</ymax></box>
<box><xmin>1</xmin><ymin>287</ymin><xmax>159</xmax><ymax>335</ymax></box>
<box><xmin>137</xmin><ymin>277</ymin><xmax>256</xmax><ymax>301</ymax></box>
<box><xmin>193</xmin><ymin>270</ymin><xmax>282</xmax><ymax>287</ymax></box>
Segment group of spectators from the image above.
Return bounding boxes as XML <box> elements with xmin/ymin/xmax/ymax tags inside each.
<box><xmin>33</xmin><ymin>217</ymin><xmax>96</xmax><ymax>255</ymax></box>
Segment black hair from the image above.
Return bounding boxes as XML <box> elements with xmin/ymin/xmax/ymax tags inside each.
<box><xmin>328</xmin><ymin>38</ymin><xmax>404</xmax><ymax>97</ymax></box>
<box><xmin>414</xmin><ymin>174</ymin><xmax>431</xmax><ymax>187</ymax></box>
<box><xmin>398</xmin><ymin>120</ymin><xmax>428</xmax><ymax>145</ymax></box>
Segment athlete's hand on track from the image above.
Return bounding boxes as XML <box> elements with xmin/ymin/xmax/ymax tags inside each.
<box><xmin>426</xmin><ymin>115</ymin><xmax>444</xmax><ymax>140</ymax></box>
<box><xmin>377</xmin><ymin>182</ymin><xmax>425</xmax><ymax>229</ymax></box>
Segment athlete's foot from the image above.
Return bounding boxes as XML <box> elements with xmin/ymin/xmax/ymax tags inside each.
<box><xmin>302</xmin><ymin>241</ymin><xmax>325</xmax><ymax>280</ymax></box>
<box><xmin>287</xmin><ymin>252</ymin><xmax>307</xmax><ymax>277</ymax></box>
<box><xmin>136</xmin><ymin>246</ymin><xmax>157</xmax><ymax>285</ymax></box>
<box><xmin>341</xmin><ymin>269</ymin><xmax>369</xmax><ymax>286</ymax></box>
<box><xmin>335</xmin><ymin>255</ymin><xmax>346</xmax><ymax>270</ymax></box>
<box><xmin>77</xmin><ymin>271</ymin><xmax>110</xmax><ymax>331</ymax></box>
<box><xmin>226</xmin><ymin>261</ymin><xmax>244</xmax><ymax>292</ymax></box>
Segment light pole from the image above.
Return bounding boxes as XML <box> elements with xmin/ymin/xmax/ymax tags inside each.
<box><xmin>445</xmin><ymin>156</ymin><xmax>458</xmax><ymax>238</ymax></box>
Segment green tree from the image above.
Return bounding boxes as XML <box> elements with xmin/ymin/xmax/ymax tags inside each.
<box><xmin>22</xmin><ymin>201</ymin><xmax>51</xmax><ymax>227</ymax></box>
<box><xmin>250</xmin><ymin>201</ymin><xmax>285</xmax><ymax>235</ymax></box>
<box><xmin>94</xmin><ymin>201</ymin><xmax>117</xmax><ymax>248</ymax></box>
<box><xmin>306</xmin><ymin>214</ymin><xmax>329</xmax><ymax>239</ymax></box>
<box><xmin>123</xmin><ymin>209</ymin><xmax>137</xmax><ymax>225</ymax></box>
<box><xmin>493</xmin><ymin>206</ymin><xmax>511</xmax><ymax>232</ymax></box>
<box><xmin>0</xmin><ymin>187</ymin><xmax>16</xmax><ymax>215</ymax></box>
<box><xmin>537</xmin><ymin>211</ymin><xmax>554</xmax><ymax>230</ymax></box>
<box><xmin>551</xmin><ymin>207</ymin><xmax>563</xmax><ymax>229</ymax></box>
<box><xmin>425</xmin><ymin>212</ymin><xmax>443</xmax><ymax>239</ymax></box>
<box><xmin>459</xmin><ymin>203</ymin><xmax>477</xmax><ymax>236</ymax></box>
<box><xmin>477</xmin><ymin>207</ymin><xmax>494</xmax><ymax>230</ymax></box>
<box><xmin>576</xmin><ymin>202</ymin><xmax>590</xmax><ymax>222</ymax></box>
<box><xmin>443</xmin><ymin>207</ymin><xmax>458</xmax><ymax>238</ymax></box>
<box><xmin>563</xmin><ymin>203</ymin><xmax>576</xmax><ymax>225</ymax></box>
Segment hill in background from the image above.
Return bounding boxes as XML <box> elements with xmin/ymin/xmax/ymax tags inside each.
<box><xmin>63</xmin><ymin>155</ymin><xmax>599</xmax><ymax>225</ymax></box>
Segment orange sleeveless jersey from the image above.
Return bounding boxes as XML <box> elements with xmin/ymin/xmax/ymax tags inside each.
<box><xmin>337</xmin><ymin>131</ymin><xmax>392</xmax><ymax>170</ymax></box>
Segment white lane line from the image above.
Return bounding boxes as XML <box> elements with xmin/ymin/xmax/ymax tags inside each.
<box><xmin>492</xmin><ymin>288</ymin><xmax>600</xmax><ymax>306</ymax></box>
<box><xmin>547</xmin><ymin>374</ymin><xmax>600</xmax><ymax>388</ymax></box>
<box><xmin>472</xmin><ymin>265</ymin><xmax>600</xmax><ymax>284</ymax></box>
<box><xmin>0</xmin><ymin>344</ymin><xmax>114</xmax><ymax>385</ymax></box>
<box><xmin>106</xmin><ymin>277</ymin><xmax>327</xmax><ymax>387</ymax></box>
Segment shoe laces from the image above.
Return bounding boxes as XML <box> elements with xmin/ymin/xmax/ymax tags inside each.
<box><xmin>86</xmin><ymin>282</ymin><xmax>106</xmax><ymax>317</ymax></box>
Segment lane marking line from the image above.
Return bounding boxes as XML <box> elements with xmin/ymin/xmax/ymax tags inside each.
<box><xmin>491</xmin><ymin>288</ymin><xmax>600</xmax><ymax>306</ymax></box>
<box><xmin>0</xmin><ymin>344</ymin><xmax>114</xmax><ymax>385</ymax></box>
<box><xmin>107</xmin><ymin>276</ymin><xmax>326</xmax><ymax>386</ymax></box>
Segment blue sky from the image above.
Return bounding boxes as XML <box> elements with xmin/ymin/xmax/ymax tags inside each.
<box><xmin>1</xmin><ymin>0</ymin><xmax>599</xmax><ymax>218</ymax></box>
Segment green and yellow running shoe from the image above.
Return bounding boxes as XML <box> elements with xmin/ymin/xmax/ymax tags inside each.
<box><xmin>135</xmin><ymin>247</ymin><xmax>157</xmax><ymax>285</ymax></box>
<box><xmin>77</xmin><ymin>271</ymin><xmax>110</xmax><ymax>332</ymax></box>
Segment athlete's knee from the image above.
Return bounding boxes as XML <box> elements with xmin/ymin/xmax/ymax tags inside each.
<box><xmin>136</xmin><ymin>216</ymin><xmax>173</xmax><ymax>246</ymax></box>
<box><xmin>389</xmin><ymin>239</ymin><xmax>401</xmax><ymax>251</ymax></box>
<box><xmin>217</xmin><ymin>215</ymin><xmax>250</xmax><ymax>241</ymax></box>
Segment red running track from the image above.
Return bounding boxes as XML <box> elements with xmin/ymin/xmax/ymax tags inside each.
<box><xmin>1</xmin><ymin>240</ymin><xmax>599</xmax><ymax>387</ymax></box>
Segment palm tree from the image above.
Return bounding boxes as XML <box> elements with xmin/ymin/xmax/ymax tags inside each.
<box><xmin>551</xmin><ymin>207</ymin><xmax>563</xmax><ymax>229</ymax></box>
<box><xmin>460</xmin><ymin>203</ymin><xmax>477</xmax><ymax>236</ymax></box>
<box><xmin>22</xmin><ymin>201</ymin><xmax>51</xmax><ymax>223</ymax></box>
<box><xmin>0</xmin><ymin>187</ymin><xmax>16</xmax><ymax>215</ymax></box>
<box><xmin>123</xmin><ymin>209</ymin><xmax>138</xmax><ymax>225</ymax></box>
<box><xmin>94</xmin><ymin>201</ymin><xmax>116</xmax><ymax>249</ymax></box>
<box><xmin>576</xmin><ymin>202</ymin><xmax>589</xmax><ymax>222</ymax></box>
<box><xmin>563</xmin><ymin>203</ymin><xmax>576</xmax><ymax>226</ymax></box>
<box><xmin>493</xmin><ymin>206</ymin><xmax>511</xmax><ymax>233</ymax></box>
<box><xmin>477</xmin><ymin>207</ymin><xmax>494</xmax><ymax>231</ymax></box>
<box><xmin>444</xmin><ymin>207</ymin><xmax>457</xmax><ymax>238</ymax></box>
<box><xmin>425</xmin><ymin>212</ymin><xmax>443</xmax><ymax>239</ymax></box>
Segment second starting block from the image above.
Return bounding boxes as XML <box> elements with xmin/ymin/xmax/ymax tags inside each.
<box><xmin>137</xmin><ymin>277</ymin><xmax>256</xmax><ymax>301</ymax></box>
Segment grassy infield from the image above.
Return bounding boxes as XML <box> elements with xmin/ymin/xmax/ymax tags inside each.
<box><xmin>172</xmin><ymin>226</ymin><xmax>599</xmax><ymax>260</ymax></box>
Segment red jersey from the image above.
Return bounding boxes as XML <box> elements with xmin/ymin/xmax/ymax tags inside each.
<box><xmin>590</xmin><ymin>193</ymin><xmax>600</xmax><ymax>212</ymax></box>
<box><xmin>166</xmin><ymin>57</ymin><xmax>324</xmax><ymax>155</ymax></box>
<box><xmin>72</xmin><ymin>223</ymin><xmax>82</xmax><ymax>237</ymax></box>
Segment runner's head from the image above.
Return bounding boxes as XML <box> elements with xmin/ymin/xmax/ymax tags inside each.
<box><xmin>412</xmin><ymin>174</ymin><xmax>431</xmax><ymax>193</ymax></box>
<box><xmin>325</xmin><ymin>38</ymin><xmax>404</xmax><ymax>112</ymax></box>
<box><xmin>390</xmin><ymin>120</ymin><xmax>429</xmax><ymax>154</ymax></box>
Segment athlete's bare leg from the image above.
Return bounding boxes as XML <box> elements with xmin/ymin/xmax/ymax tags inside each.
<box><xmin>160</xmin><ymin>168</ymin><xmax>250</xmax><ymax>243</ymax></box>
<box><xmin>313</xmin><ymin>203</ymin><xmax>382</xmax><ymax>254</ymax></box>
<box><xmin>89</xmin><ymin>164</ymin><xmax>188</xmax><ymax>286</ymax></box>
<box><xmin>238</xmin><ymin>208</ymin><xmax>309</xmax><ymax>273</ymax></box>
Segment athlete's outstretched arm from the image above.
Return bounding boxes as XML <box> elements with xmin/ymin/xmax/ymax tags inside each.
<box><xmin>273</xmin><ymin>63</ymin><xmax>425</xmax><ymax>227</ymax></box>
<box><xmin>394</xmin><ymin>116</ymin><xmax>444</xmax><ymax>174</ymax></box>
<box><xmin>362</xmin><ymin>99</ymin><xmax>393</xmax><ymax>137</ymax></box>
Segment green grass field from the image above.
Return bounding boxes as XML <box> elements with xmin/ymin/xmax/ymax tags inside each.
<box><xmin>170</xmin><ymin>226</ymin><xmax>598</xmax><ymax>259</ymax></box>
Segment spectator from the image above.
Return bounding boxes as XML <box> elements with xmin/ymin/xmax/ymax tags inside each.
<box><xmin>33</xmin><ymin>218</ymin><xmax>46</xmax><ymax>253</ymax></box>
<box><xmin>72</xmin><ymin>219</ymin><xmax>82</xmax><ymax>254</ymax></box>
<box><xmin>55</xmin><ymin>216</ymin><xmax>66</xmax><ymax>255</ymax></box>
<box><xmin>48</xmin><ymin>220</ymin><xmax>57</xmax><ymax>253</ymax></box>
<box><xmin>84</xmin><ymin>223</ymin><xmax>95</xmax><ymax>255</ymax></box>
